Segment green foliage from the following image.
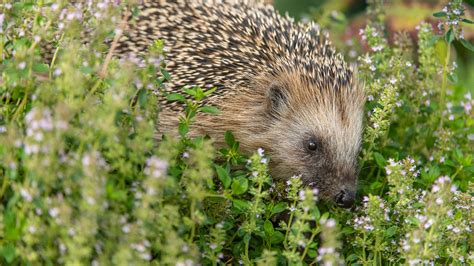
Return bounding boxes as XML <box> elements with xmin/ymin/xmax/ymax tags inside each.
<box><xmin>0</xmin><ymin>0</ymin><xmax>473</xmax><ymax>265</ymax></box>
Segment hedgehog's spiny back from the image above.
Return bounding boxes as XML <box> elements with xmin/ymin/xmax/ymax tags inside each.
<box><xmin>116</xmin><ymin>0</ymin><xmax>353</xmax><ymax>105</ymax></box>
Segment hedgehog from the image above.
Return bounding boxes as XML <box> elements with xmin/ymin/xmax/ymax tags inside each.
<box><xmin>115</xmin><ymin>0</ymin><xmax>365</xmax><ymax>208</ymax></box>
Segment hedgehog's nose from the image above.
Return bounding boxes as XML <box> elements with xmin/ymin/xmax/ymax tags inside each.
<box><xmin>335</xmin><ymin>189</ymin><xmax>355</xmax><ymax>208</ymax></box>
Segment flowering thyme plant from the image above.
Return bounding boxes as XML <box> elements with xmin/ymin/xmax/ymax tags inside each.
<box><xmin>0</xmin><ymin>0</ymin><xmax>473</xmax><ymax>265</ymax></box>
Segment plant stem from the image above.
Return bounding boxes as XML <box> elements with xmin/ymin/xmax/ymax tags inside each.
<box><xmin>225</xmin><ymin>230</ymin><xmax>239</xmax><ymax>248</ymax></box>
<box><xmin>439</xmin><ymin>43</ymin><xmax>451</xmax><ymax>128</ymax></box>
<box><xmin>301</xmin><ymin>227</ymin><xmax>319</xmax><ymax>260</ymax></box>
<box><xmin>85</xmin><ymin>79</ymin><xmax>103</xmax><ymax>101</ymax></box>
<box><xmin>422</xmin><ymin>218</ymin><xmax>437</xmax><ymax>257</ymax></box>
<box><xmin>0</xmin><ymin>174</ymin><xmax>9</xmax><ymax>199</ymax></box>
<box><xmin>188</xmin><ymin>200</ymin><xmax>196</xmax><ymax>243</ymax></box>
<box><xmin>451</xmin><ymin>166</ymin><xmax>463</xmax><ymax>179</ymax></box>
<box><xmin>49</xmin><ymin>32</ymin><xmax>65</xmax><ymax>79</ymax></box>
<box><xmin>12</xmin><ymin>90</ymin><xmax>29</xmax><ymax>121</ymax></box>
<box><xmin>244</xmin><ymin>237</ymin><xmax>250</xmax><ymax>259</ymax></box>
<box><xmin>360</xmin><ymin>137</ymin><xmax>377</xmax><ymax>172</ymax></box>
<box><xmin>283</xmin><ymin>200</ymin><xmax>297</xmax><ymax>249</ymax></box>
<box><xmin>362</xmin><ymin>232</ymin><xmax>367</xmax><ymax>264</ymax></box>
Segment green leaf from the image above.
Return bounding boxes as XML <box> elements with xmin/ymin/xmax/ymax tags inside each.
<box><xmin>203</xmin><ymin>87</ymin><xmax>217</xmax><ymax>96</ymax></box>
<box><xmin>407</xmin><ymin>216</ymin><xmax>419</xmax><ymax>225</ymax></box>
<box><xmin>161</xmin><ymin>68</ymin><xmax>171</xmax><ymax>80</ymax></box>
<box><xmin>233</xmin><ymin>199</ymin><xmax>250</xmax><ymax>211</ymax></box>
<box><xmin>447</xmin><ymin>73</ymin><xmax>458</xmax><ymax>83</ymax></box>
<box><xmin>370</xmin><ymin>181</ymin><xmax>383</xmax><ymax>190</ymax></box>
<box><xmin>33</xmin><ymin>63</ymin><xmax>49</xmax><ymax>73</ymax></box>
<box><xmin>329</xmin><ymin>10</ymin><xmax>346</xmax><ymax>23</ymax></box>
<box><xmin>412</xmin><ymin>202</ymin><xmax>424</xmax><ymax>209</ymax></box>
<box><xmin>433</xmin><ymin>11</ymin><xmax>447</xmax><ymax>17</ymax></box>
<box><xmin>106</xmin><ymin>182</ymin><xmax>127</xmax><ymax>201</ymax></box>
<box><xmin>231</xmin><ymin>177</ymin><xmax>248</xmax><ymax>195</ymax></box>
<box><xmin>1</xmin><ymin>244</ymin><xmax>16</xmax><ymax>263</ymax></box>
<box><xmin>194</xmin><ymin>92</ymin><xmax>206</xmax><ymax>101</ymax></box>
<box><xmin>243</xmin><ymin>233</ymin><xmax>251</xmax><ymax>243</ymax></box>
<box><xmin>107</xmin><ymin>189</ymin><xmax>127</xmax><ymax>201</ymax></box>
<box><xmin>166</xmin><ymin>93</ymin><xmax>186</xmax><ymax>102</ymax></box>
<box><xmin>270</xmin><ymin>231</ymin><xmax>285</xmax><ymax>244</ymax></box>
<box><xmin>311</xmin><ymin>206</ymin><xmax>321</xmax><ymax>220</ymax></box>
<box><xmin>80</xmin><ymin>66</ymin><xmax>94</xmax><ymax>74</ymax></box>
<box><xmin>264</xmin><ymin>220</ymin><xmax>274</xmax><ymax>235</ymax></box>
<box><xmin>429</xmin><ymin>35</ymin><xmax>441</xmax><ymax>46</ymax></box>
<box><xmin>183</xmin><ymin>88</ymin><xmax>197</xmax><ymax>97</ymax></box>
<box><xmin>421</xmin><ymin>166</ymin><xmax>440</xmax><ymax>183</ymax></box>
<box><xmin>225</xmin><ymin>131</ymin><xmax>235</xmax><ymax>147</ymax></box>
<box><xmin>346</xmin><ymin>254</ymin><xmax>359</xmax><ymax>262</ymax></box>
<box><xmin>138</xmin><ymin>89</ymin><xmax>148</xmax><ymax>107</ymax></box>
<box><xmin>454</xmin><ymin>210</ymin><xmax>462</xmax><ymax>220</ymax></box>
<box><xmin>199</xmin><ymin>106</ymin><xmax>220</xmax><ymax>114</ymax></box>
<box><xmin>462</xmin><ymin>18</ymin><xmax>474</xmax><ymax>24</ymax></box>
<box><xmin>453</xmin><ymin>149</ymin><xmax>463</xmax><ymax>161</ymax></box>
<box><xmin>464</xmin><ymin>165</ymin><xmax>474</xmax><ymax>173</ymax></box>
<box><xmin>384</xmin><ymin>226</ymin><xmax>398</xmax><ymax>237</ymax></box>
<box><xmin>4</xmin><ymin>210</ymin><xmax>20</xmax><ymax>241</ymax></box>
<box><xmin>341</xmin><ymin>226</ymin><xmax>355</xmax><ymax>234</ymax></box>
<box><xmin>271</xmin><ymin>202</ymin><xmax>288</xmax><ymax>215</ymax></box>
<box><xmin>131</xmin><ymin>6</ymin><xmax>140</xmax><ymax>17</ymax></box>
<box><xmin>460</xmin><ymin>155</ymin><xmax>472</xmax><ymax>166</ymax></box>
<box><xmin>307</xmin><ymin>249</ymin><xmax>318</xmax><ymax>258</ymax></box>
<box><xmin>152</xmin><ymin>40</ymin><xmax>164</xmax><ymax>51</ymax></box>
<box><xmin>215</xmin><ymin>165</ymin><xmax>231</xmax><ymax>188</ymax></box>
<box><xmin>445</xmin><ymin>28</ymin><xmax>454</xmax><ymax>43</ymax></box>
<box><xmin>186</xmin><ymin>109</ymin><xmax>197</xmax><ymax>120</ymax></box>
<box><xmin>178</xmin><ymin>122</ymin><xmax>189</xmax><ymax>137</ymax></box>
<box><xmin>320</xmin><ymin>212</ymin><xmax>329</xmax><ymax>222</ymax></box>
<box><xmin>373</xmin><ymin>152</ymin><xmax>386</xmax><ymax>168</ymax></box>
<box><xmin>460</xmin><ymin>39</ymin><xmax>474</xmax><ymax>52</ymax></box>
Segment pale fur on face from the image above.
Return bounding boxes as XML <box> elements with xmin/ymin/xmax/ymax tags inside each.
<box><xmin>158</xmin><ymin>69</ymin><xmax>365</xmax><ymax>201</ymax></box>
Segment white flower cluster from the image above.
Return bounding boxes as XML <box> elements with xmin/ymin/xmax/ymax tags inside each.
<box><xmin>175</xmin><ymin>259</ymin><xmax>195</xmax><ymax>266</ymax></box>
<box><xmin>298</xmin><ymin>188</ymin><xmax>319</xmax><ymax>202</ymax></box>
<box><xmin>353</xmin><ymin>215</ymin><xmax>374</xmax><ymax>231</ymax></box>
<box><xmin>461</xmin><ymin>92</ymin><xmax>472</xmax><ymax>115</ymax></box>
<box><xmin>20</xmin><ymin>187</ymin><xmax>33</xmax><ymax>202</ymax></box>
<box><xmin>316</xmin><ymin>246</ymin><xmax>337</xmax><ymax>263</ymax></box>
<box><xmin>131</xmin><ymin>240</ymin><xmax>152</xmax><ymax>261</ymax></box>
<box><xmin>385</xmin><ymin>158</ymin><xmax>420</xmax><ymax>196</ymax></box>
<box><xmin>320</xmin><ymin>218</ymin><xmax>336</xmax><ymax>228</ymax></box>
<box><xmin>144</xmin><ymin>156</ymin><xmax>168</xmax><ymax>179</ymax></box>
<box><xmin>257</xmin><ymin>147</ymin><xmax>268</xmax><ymax>164</ymax></box>
<box><xmin>317</xmin><ymin>218</ymin><xmax>343</xmax><ymax>265</ymax></box>
<box><xmin>0</xmin><ymin>13</ymin><xmax>4</xmax><ymax>32</ymax></box>
<box><xmin>24</xmin><ymin>107</ymin><xmax>68</xmax><ymax>155</ymax></box>
<box><xmin>437</xmin><ymin>1</ymin><xmax>466</xmax><ymax>39</ymax></box>
<box><xmin>82</xmin><ymin>150</ymin><xmax>107</xmax><ymax>168</ymax></box>
<box><xmin>286</xmin><ymin>175</ymin><xmax>298</xmax><ymax>185</ymax></box>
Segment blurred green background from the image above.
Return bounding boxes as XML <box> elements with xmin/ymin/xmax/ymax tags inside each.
<box><xmin>272</xmin><ymin>0</ymin><xmax>474</xmax><ymax>90</ymax></box>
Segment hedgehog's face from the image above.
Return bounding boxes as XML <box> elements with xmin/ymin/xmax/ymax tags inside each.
<box><xmin>262</xmin><ymin>72</ymin><xmax>365</xmax><ymax>208</ymax></box>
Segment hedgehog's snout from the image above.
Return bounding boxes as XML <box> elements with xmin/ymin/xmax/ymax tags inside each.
<box><xmin>335</xmin><ymin>189</ymin><xmax>355</xmax><ymax>208</ymax></box>
<box><xmin>306</xmin><ymin>166</ymin><xmax>358</xmax><ymax>208</ymax></box>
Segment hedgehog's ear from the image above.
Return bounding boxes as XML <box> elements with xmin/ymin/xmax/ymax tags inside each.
<box><xmin>265</xmin><ymin>83</ymin><xmax>289</xmax><ymax>118</ymax></box>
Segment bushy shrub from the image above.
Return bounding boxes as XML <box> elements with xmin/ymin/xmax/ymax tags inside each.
<box><xmin>0</xmin><ymin>0</ymin><xmax>472</xmax><ymax>265</ymax></box>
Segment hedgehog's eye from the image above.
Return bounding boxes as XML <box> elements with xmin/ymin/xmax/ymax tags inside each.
<box><xmin>307</xmin><ymin>141</ymin><xmax>317</xmax><ymax>151</ymax></box>
<box><xmin>306</xmin><ymin>139</ymin><xmax>319</xmax><ymax>152</ymax></box>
